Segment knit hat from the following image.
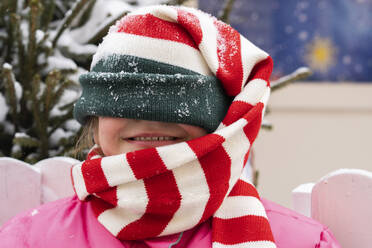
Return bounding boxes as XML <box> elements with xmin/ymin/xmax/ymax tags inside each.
<box><xmin>74</xmin><ymin>7</ymin><xmax>236</xmax><ymax>132</ymax></box>
<box><xmin>72</xmin><ymin>5</ymin><xmax>276</xmax><ymax>248</ymax></box>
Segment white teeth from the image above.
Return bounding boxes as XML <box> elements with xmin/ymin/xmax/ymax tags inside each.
<box><xmin>132</xmin><ymin>137</ymin><xmax>175</xmax><ymax>141</ymax></box>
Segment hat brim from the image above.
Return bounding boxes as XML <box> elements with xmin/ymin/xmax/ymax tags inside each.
<box><xmin>74</xmin><ymin>72</ymin><xmax>232</xmax><ymax>132</ymax></box>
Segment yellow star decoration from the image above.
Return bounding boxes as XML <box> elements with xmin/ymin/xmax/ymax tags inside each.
<box><xmin>304</xmin><ymin>36</ymin><xmax>337</xmax><ymax>73</ymax></box>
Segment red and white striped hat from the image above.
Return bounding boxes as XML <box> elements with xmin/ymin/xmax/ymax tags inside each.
<box><xmin>74</xmin><ymin>5</ymin><xmax>273</xmax><ymax>133</ymax></box>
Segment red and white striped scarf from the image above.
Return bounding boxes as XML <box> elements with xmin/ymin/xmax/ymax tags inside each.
<box><xmin>72</xmin><ymin>5</ymin><xmax>276</xmax><ymax>247</ymax></box>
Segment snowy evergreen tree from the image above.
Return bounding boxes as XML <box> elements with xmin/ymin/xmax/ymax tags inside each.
<box><xmin>0</xmin><ymin>0</ymin><xmax>86</xmax><ymax>162</ymax></box>
<box><xmin>0</xmin><ymin>0</ymin><xmax>194</xmax><ymax>162</ymax></box>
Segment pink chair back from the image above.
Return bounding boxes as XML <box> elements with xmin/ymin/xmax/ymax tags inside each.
<box><xmin>311</xmin><ymin>169</ymin><xmax>372</xmax><ymax>248</ymax></box>
<box><xmin>292</xmin><ymin>168</ymin><xmax>372</xmax><ymax>248</ymax></box>
<box><xmin>0</xmin><ymin>157</ymin><xmax>79</xmax><ymax>226</ymax></box>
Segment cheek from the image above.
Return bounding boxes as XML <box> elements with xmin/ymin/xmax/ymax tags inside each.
<box><xmin>97</xmin><ymin>118</ymin><xmax>127</xmax><ymax>156</ymax></box>
<box><xmin>180</xmin><ymin>124</ymin><xmax>208</xmax><ymax>139</ymax></box>
<box><xmin>98</xmin><ymin>119</ymin><xmax>120</xmax><ymax>141</ymax></box>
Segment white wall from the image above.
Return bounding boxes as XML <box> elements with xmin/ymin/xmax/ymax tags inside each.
<box><xmin>254</xmin><ymin>82</ymin><xmax>372</xmax><ymax>208</ymax></box>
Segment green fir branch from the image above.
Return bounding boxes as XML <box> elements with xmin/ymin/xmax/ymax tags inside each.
<box><xmin>165</xmin><ymin>0</ymin><xmax>189</xmax><ymax>6</ymax></box>
<box><xmin>13</xmin><ymin>136</ymin><xmax>41</xmax><ymax>148</ymax></box>
<box><xmin>1</xmin><ymin>1</ymin><xmax>17</xmax><ymax>63</ymax></box>
<box><xmin>2</xmin><ymin>64</ymin><xmax>19</xmax><ymax>129</ymax></box>
<box><xmin>50</xmin><ymin>79</ymin><xmax>75</xmax><ymax>108</ymax></box>
<box><xmin>57</xmin><ymin>134</ymin><xmax>78</xmax><ymax>157</ymax></box>
<box><xmin>52</xmin><ymin>0</ymin><xmax>91</xmax><ymax>48</ymax></box>
<box><xmin>48</xmin><ymin>110</ymin><xmax>73</xmax><ymax>137</ymax></box>
<box><xmin>42</xmin><ymin>70</ymin><xmax>60</xmax><ymax>119</ymax></box>
<box><xmin>40</xmin><ymin>0</ymin><xmax>55</xmax><ymax>31</ymax></box>
<box><xmin>75</xmin><ymin>0</ymin><xmax>96</xmax><ymax>28</ymax></box>
<box><xmin>27</xmin><ymin>0</ymin><xmax>42</xmax><ymax>90</ymax></box>
<box><xmin>6</xmin><ymin>0</ymin><xmax>17</xmax><ymax>14</ymax></box>
<box><xmin>260</xmin><ymin>121</ymin><xmax>273</xmax><ymax>131</ymax></box>
<box><xmin>271</xmin><ymin>67</ymin><xmax>312</xmax><ymax>91</ymax></box>
<box><xmin>58</xmin><ymin>101</ymin><xmax>75</xmax><ymax>111</ymax></box>
<box><xmin>86</xmin><ymin>10</ymin><xmax>129</xmax><ymax>44</ymax></box>
<box><xmin>253</xmin><ymin>170</ymin><xmax>259</xmax><ymax>187</ymax></box>
<box><xmin>10</xmin><ymin>150</ymin><xmax>23</xmax><ymax>160</ymax></box>
<box><xmin>30</xmin><ymin>74</ymin><xmax>43</xmax><ymax>135</ymax></box>
<box><xmin>30</xmin><ymin>73</ymin><xmax>50</xmax><ymax>159</ymax></box>
<box><xmin>218</xmin><ymin>0</ymin><xmax>236</xmax><ymax>24</ymax></box>
<box><xmin>25</xmin><ymin>153</ymin><xmax>39</xmax><ymax>164</ymax></box>
<box><xmin>10</xmin><ymin>14</ymin><xmax>26</xmax><ymax>78</ymax></box>
<box><xmin>36</xmin><ymin>32</ymin><xmax>52</xmax><ymax>72</ymax></box>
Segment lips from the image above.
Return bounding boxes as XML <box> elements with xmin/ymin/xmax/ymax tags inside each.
<box><xmin>129</xmin><ymin>136</ymin><xmax>177</xmax><ymax>141</ymax></box>
<box><xmin>123</xmin><ymin>133</ymin><xmax>183</xmax><ymax>149</ymax></box>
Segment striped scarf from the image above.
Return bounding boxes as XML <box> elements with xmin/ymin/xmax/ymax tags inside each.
<box><xmin>72</xmin><ymin>5</ymin><xmax>276</xmax><ymax>248</ymax></box>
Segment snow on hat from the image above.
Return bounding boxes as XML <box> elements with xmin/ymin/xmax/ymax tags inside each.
<box><xmin>74</xmin><ymin>5</ymin><xmax>271</xmax><ymax>132</ymax></box>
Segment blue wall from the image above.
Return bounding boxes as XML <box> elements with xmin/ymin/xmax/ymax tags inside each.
<box><xmin>199</xmin><ymin>0</ymin><xmax>372</xmax><ymax>82</ymax></box>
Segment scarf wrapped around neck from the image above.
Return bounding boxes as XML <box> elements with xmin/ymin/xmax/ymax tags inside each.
<box><xmin>72</xmin><ymin>5</ymin><xmax>276</xmax><ymax>248</ymax></box>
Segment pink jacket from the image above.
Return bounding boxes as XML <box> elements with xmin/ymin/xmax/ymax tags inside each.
<box><xmin>0</xmin><ymin>196</ymin><xmax>340</xmax><ymax>247</ymax></box>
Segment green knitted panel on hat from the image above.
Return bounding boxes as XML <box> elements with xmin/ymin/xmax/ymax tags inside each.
<box><xmin>92</xmin><ymin>54</ymin><xmax>200</xmax><ymax>75</ymax></box>
<box><xmin>74</xmin><ymin>55</ymin><xmax>232</xmax><ymax>132</ymax></box>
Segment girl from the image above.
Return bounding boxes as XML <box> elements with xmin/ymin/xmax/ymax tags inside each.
<box><xmin>0</xmin><ymin>5</ymin><xmax>339</xmax><ymax>248</ymax></box>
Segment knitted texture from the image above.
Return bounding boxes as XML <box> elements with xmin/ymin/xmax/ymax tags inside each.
<box><xmin>73</xmin><ymin>6</ymin><xmax>236</xmax><ymax>132</ymax></box>
<box><xmin>75</xmin><ymin>54</ymin><xmax>231</xmax><ymax>132</ymax></box>
<box><xmin>72</xmin><ymin>5</ymin><xmax>276</xmax><ymax>248</ymax></box>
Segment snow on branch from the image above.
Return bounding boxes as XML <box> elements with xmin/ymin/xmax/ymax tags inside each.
<box><xmin>52</xmin><ymin>0</ymin><xmax>92</xmax><ymax>48</ymax></box>
<box><xmin>165</xmin><ymin>0</ymin><xmax>190</xmax><ymax>6</ymax></box>
<box><xmin>271</xmin><ymin>67</ymin><xmax>312</xmax><ymax>91</ymax></box>
<box><xmin>85</xmin><ymin>10</ymin><xmax>130</xmax><ymax>44</ymax></box>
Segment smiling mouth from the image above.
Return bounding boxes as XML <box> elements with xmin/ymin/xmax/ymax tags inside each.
<box><xmin>127</xmin><ymin>136</ymin><xmax>178</xmax><ymax>141</ymax></box>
